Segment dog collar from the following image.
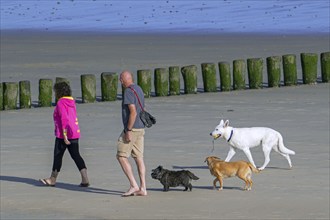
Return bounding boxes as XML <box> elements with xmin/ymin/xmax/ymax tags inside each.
<box><xmin>227</xmin><ymin>129</ymin><xmax>234</xmax><ymax>142</ymax></box>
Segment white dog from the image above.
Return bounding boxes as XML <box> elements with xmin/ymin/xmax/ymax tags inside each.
<box><xmin>210</xmin><ymin>119</ymin><xmax>295</xmax><ymax>170</ymax></box>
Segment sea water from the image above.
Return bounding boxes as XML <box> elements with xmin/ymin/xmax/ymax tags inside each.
<box><xmin>0</xmin><ymin>0</ymin><xmax>329</xmax><ymax>34</ymax></box>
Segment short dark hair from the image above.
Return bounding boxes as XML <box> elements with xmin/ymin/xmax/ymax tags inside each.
<box><xmin>54</xmin><ymin>82</ymin><xmax>71</xmax><ymax>98</ymax></box>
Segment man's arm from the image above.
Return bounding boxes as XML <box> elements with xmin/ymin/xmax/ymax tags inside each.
<box><xmin>125</xmin><ymin>104</ymin><xmax>137</xmax><ymax>141</ymax></box>
<box><xmin>127</xmin><ymin>104</ymin><xmax>137</xmax><ymax>130</ymax></box>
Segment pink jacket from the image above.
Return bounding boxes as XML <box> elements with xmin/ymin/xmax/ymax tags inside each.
<box><xmin>53</xmin><ymin>97</ymin><xmax>81</xmax><ymax>139</ymax></box>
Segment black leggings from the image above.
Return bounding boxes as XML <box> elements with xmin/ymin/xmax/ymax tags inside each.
<box><xmin>52</xmin><ymin>138</ymin><xmax>87</xmax><ymax>172</ymax></box>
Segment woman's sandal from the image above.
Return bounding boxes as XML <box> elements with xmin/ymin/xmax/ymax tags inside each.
<box><xmin>39</xmin><ymin>178</ymin><xmax>55</xmax><ymax>187</ymax></box>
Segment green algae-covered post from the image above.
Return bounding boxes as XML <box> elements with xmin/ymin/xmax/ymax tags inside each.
<box><xmin>218</xmin><ymin>62</ymin><xmax>231</xmax><ymax>91</ymax></box>
<box><xmin>233</xmin><ymin>59</ymin><xmax>246</xmax><ymax>90</ymax></box>
<box><xmin>282</xmin><ymin>54</ymin><xmax>297</xmax><ymax>86</ymax></box>
<box><xmin>247</xmin><ymin>58</ymin><xmax>263</xmax><ymax>89</ymax></box>
<box><xmin>39</xmin><ymin>79</ymin><xmax>53</xmax><ymax>107</ymax></box>
<box><xmin>19</xmin><ymin>80</ymin><xmax>31</xmax><ymax>109</ymax></box>
<box><xmin>301</xmin><ymin>53</ymin><xmax>318</xmax><ymax>84</ymax></box>
<box><xmin>0</xmin><ymin>83</ymin><xmax>3</xmax><ymax>110</ymax></box>
<box><xmin>321</xmin><ymin>52</ymin><xmax>330</xmax><ymax>82</ymax></box>
<box><xmin>56</xmin><ymin>77</ymin><xmax>70</xmax><ymax>85</ymax></box>
<box><xmin>154</xmin><ymin>68</ymin><xmax>169</xmax><ymax>97</ymax></box>
<box><xmin>181</xmin><ymin>65</ymin><xmax>198</xmax><ymax>94</ymax></box>
<box><xmin>266</xmin><ymin>56</ymin><xmax>281</xmax><ymax>87</ymax></box>
<box><xmin>101</xmin><ymin>72</ymin><xmax>118</xmax><ymax>101</ymax></box>
<box><xmin>81</xmin><ymin>74</ymin><xmax>96</xmax><ymax>103</ymax></box>
<box><xmin>137</xmin><ymin>69</ymin><xmax>152</xmax><ymax>98</ymax></box>
<box><xmin>201</xmin><ymin>63</ymin><xmax>217</xmax><ymax>92</ymax></box>
<box><xmin>3</xmin><ymin>82</ymin><xmax>18</xmax><ymax>110</ymax></box>
<box><xmin>169</xmin><ymin>66</ymin><xmax>180</xmax><ymax>95</ymax></box>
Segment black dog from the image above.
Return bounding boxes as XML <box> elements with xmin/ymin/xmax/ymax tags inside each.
<box><xmin>151</xmin><ymin>166</ymin><xmax>199</xmax><ymax>191</ymax></box>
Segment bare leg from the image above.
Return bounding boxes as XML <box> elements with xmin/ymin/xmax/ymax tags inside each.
<box><xmin>133</xmin><ymin>157</ymin><xmax>147</xmax><ymax>196</ymax></box>
<box><xmin>117</xmin><ymin>156</ymin><xmax>139</xmax><ymax>196</ymax></box>
<box><xmin>79</xmin><ymin>168</ymin><xmax>90</xmax><ymax>186</ymax></box>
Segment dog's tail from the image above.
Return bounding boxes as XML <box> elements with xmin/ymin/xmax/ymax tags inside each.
<box><xmin>248</xmin><ymin>163</ymin><xmax>260</xmax><ymax>173</ymax></box>
<box><xmin>187</xmin><ymin>171</ymin><xmax>199</xmax><ymax>180</ymax></box>
<box><xmin>278</xmin><ymin>133</ymin><xmax>295</xmax><ymax>155</ymax></box>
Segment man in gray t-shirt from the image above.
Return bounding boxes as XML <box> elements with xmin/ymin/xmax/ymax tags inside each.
<box><xmin>117</xmin><ymin>70</ymin><xmax>147</xmax><ymax>197</ymax></box>
<box><xmin>122</xmin><ymin>84</ymin><xmax>145</xmax><ymax>131</ymax></box>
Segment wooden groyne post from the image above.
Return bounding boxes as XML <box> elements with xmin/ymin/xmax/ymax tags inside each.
<box><xmin>81</xmin><ymin>74</ymin><xmax>96</xmax><ymax>103</ymax></box>
<box><xmin>56</xmin><ymin>77</ymin><xmax>70</xmax><ymax>85</ymax></box>
<box><xmin>233</xmin><ymin>60</ymin><xmax>246</xmax><ymax>90</ymax></box>
<box><xmin>247</xmin><ymin>58</ymin><xmax>263</xmax><ymax>89</ymax></box>
<box><xmin>19</xmin><ymin>80</ymin><xmax>31</xmax><ymax>109</ymax></box>
<box><xmin>3</xmin><ymin>82</ymin><xmax>18</xmax><ymax>110</ymax></box>
<box><xmin>218</xmin><ymin>62</ymin><xmax>231</xmax><ymax>91</ymax></box>
<box><xmin>266</xmin><ymin>56</ymin><xmax>281</xmax><ymax>87</ymax></box>
<box><xmin>321</xmin><ymin>52</ymin><xmax>330</xmax><ymax>83</ymax></box>
<box><xmin>39</xmin><ymin>79</ymin><xmax>53</xmax><ymax>107</ymax></box>
<box><xmin>201</xmin><ymin>63</ymin><xmax>217</xmax><ymax>92</ymax></box>
<box><xmin>0</xmin><ymin>83</ymin><xmax>3</xmax><ymax>110</ymax></box>
<box><xmin>282</xmin><ymin>54</ymin><xmax>297</xmax><ymax>86</ymax></box>
<box><xmin>101</xmin><ymin>72</ymin><xmax>118</xmax><ymax>101</ymax></box>
<box><xmin>169</xmin><ymin>66</ymin><xmax>180</xmax><ymax>95</ymax></box>
<box><xmin>137</xmin><ymin>69</ymin><xmax>152</xmax><ymax>98</ymax></box>
<box><xmin>301</xmin><ymin>53</ymin><xmax>318</xmax><ymax>84</ymax></box>
<box><xmin>181</xmin><ymin>65</ymin><xmax>198</xmax><ymax>94</ymax></box>
<box><xmin>154</xmin><ymin>68</ymin><xmax>169</xmax><ymax>97</ymax></box>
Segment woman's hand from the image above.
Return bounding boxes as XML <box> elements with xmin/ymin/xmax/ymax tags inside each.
<box><xmin>63</xmin><ymin>129</ymin><xmax>71</xmax><ymax>145</ymax></box>
<box><xmin>64</xmin><ymin>136</ymin><xmax>71</xmax><ymax>145</ymax></box>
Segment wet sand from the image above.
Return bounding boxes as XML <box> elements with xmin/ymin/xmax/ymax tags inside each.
<box><xmin>1</xmin><ymin>31</ymin><xmax>329</xmax><ymax>100</ymax></box>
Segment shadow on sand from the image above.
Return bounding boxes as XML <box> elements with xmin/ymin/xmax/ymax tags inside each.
<box><xmin>0</xmin><ymin>175</ymin><xmax>123</xmax><ymax>195</ymax></box>
<box><xmin>172</xmin><ymin>165</ymin><xmax>208</xmax><ymax>170</ymax></box>
<box><xmin>147</xmin><ymin>185</ymin><xmax>243</xmax><ymax>192</ymax></box>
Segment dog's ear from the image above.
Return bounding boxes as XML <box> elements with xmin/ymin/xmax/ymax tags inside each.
<box><xmin>219</xmin><ymin>119</ymin><xmax>224</xmax><ymax>126</ymax></box>
<box><xmin>224</xmin><ymin>120</ymin><xmax>229</xmax><ymax>127</ymax></box>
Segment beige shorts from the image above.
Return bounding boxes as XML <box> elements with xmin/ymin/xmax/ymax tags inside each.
<box><xmin>117</xmin><ymin>129</ymin><xmax>145</xmax><ymax>158</ymax></box>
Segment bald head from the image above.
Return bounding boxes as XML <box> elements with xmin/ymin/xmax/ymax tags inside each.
<box><xmin>120</xmin><ymin>71</ymin><xmax>134</xmax><ymax>88</ymax></box>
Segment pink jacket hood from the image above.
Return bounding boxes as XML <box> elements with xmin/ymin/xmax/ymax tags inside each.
<box><xmin>53</xmin><ymin>97</ymin><xmax>81</xmax><ymax>139</ymax></box>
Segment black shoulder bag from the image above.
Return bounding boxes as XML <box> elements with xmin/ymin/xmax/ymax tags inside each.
<box><xmin>129</xmin><ymin>87</ymin><xmax>156</xmax><ymax>128</ymax></box>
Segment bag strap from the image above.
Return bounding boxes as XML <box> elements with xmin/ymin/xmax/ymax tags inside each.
<box><xmin>128</xmin><ymin>86</ymin><xmax>144</xmax><ymax>111</ymax></box>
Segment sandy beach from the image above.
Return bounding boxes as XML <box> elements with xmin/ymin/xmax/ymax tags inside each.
<box><xmin>0</xmin><ymin>32</ymin><xmax>329</xmax><ymax>219</ymax></box>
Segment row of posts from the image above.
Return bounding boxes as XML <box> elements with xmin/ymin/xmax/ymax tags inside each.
<box><xmin>1</xmin><ymin>52</ymin><xmax>329</xmax><ymax>111</ymax></box>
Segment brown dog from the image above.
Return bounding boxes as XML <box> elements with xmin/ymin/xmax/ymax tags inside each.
<box><xmin>204</xmin><ymin>156</ymin><xmax>260</xmax><ymax>191</ymax></box>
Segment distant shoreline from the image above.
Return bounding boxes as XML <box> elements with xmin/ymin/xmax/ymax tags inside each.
<box><xmin>1</xmin><ymin>29</ymin><xmax>329</xmax><ymax>37</ymax></box>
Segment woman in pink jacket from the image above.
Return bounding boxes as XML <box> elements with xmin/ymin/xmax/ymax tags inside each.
<box><xmin>40</xmin><ymin>82</ymin><xmax>89</xmax><ymax>187</ymax></box>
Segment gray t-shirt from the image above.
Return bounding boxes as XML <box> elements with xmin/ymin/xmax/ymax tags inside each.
<box><xmin>122</xmin><ymin>84</ymin><xmax>145</xmax><ymax>129</ymax></box>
